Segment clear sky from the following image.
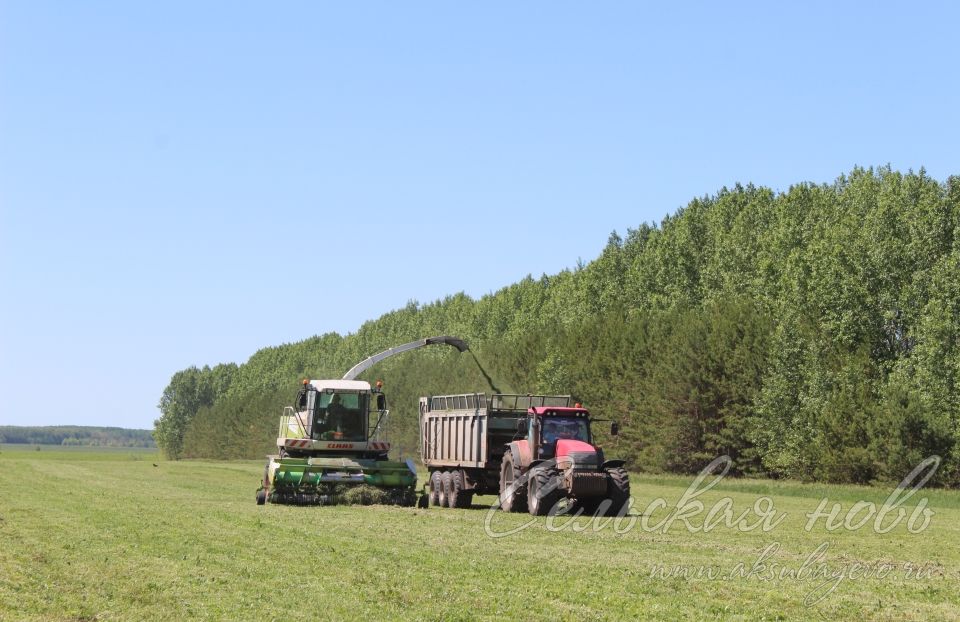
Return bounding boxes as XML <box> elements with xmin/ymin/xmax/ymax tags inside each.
<box><xmin>1</xmin><ymin>2</ymin><xmax>958</xmax><ymax>430</ymax></box>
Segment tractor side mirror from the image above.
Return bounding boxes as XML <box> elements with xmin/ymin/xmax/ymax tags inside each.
<box><xmin>517</xmin><ymin>419</ymin><xmax>528</xmax><ymax>435</ymax></box>
<box><xmin>376</xmin><ymin>393</ymin><xmax>387</xmax><ymax>411</ymax></box>
<box><xmin>611</xmin><ymin>422</ymin><xmax>620</xmax><ymax>436</ymax></box>
<box><xmin>297</xmin><ymin>390</ymin><xmax>308</xmax><ymax>409</ymax></box>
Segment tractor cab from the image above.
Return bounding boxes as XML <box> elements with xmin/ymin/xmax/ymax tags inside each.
<box><xmin>523</xmin><ymin>406</ymin><xmax>595</xmax><ymax>461</ymax></box>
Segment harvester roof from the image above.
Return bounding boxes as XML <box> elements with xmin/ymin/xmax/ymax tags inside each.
<box><xmin>310</xmin><ymin>379</ymin><xmax>371</xmax><ymax>392</ymax></box>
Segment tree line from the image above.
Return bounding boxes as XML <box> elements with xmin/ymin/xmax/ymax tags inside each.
<box><xmin>0</xmin><ymin>426</ymin><xmax>156</xmax><ymax>447</ymax></box>
<box><xmin>155</xmin><ymin>167</ymin><xmax>960</xmax><ymax>486</ymax></box>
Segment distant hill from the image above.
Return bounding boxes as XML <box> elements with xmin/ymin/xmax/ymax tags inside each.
<box><xmin>0</xmin><ymin>426</ymin><xmax>156</xmax><ymax>448</ymax></box>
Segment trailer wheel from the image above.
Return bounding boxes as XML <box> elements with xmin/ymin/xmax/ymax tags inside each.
<box><xmin>439</xmin><ymin>471</ymin><xmax>452</xmax><ymax>508</ymax></box>
<box><xmin>429</xmin><ymin>471</ymin><xmax>442</xmax><ymax>506</ymax></box>
<box><xmin>605</xmin><ymin>467</ymin><xmax>630</xmax><ymax>516</ymax></box>
<box><xmin>498</xmin><ymin>453</ymin><xmax>528</xmax><ymax>513</ymax></box>
<box><xmin>527</xmin><ymin>468</ymin><xmax>561</xmax><ymax>516</ymax></box>
<box><xmin>447</xmin><ymin>470</ymin><xmax>473</xmax><ymax>509</ymax></box>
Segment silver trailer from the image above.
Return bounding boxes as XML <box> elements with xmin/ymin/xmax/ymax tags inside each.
<box><xmin>419</xmin><ymin>393</ymin><xmax>571</xmax><ymax>508</ymax></box>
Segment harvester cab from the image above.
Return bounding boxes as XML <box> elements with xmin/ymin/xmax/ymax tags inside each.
<box><xmin>288</xmin><ymin>380</ymin><xmax>385</xmax><ymax>451</ymax></box>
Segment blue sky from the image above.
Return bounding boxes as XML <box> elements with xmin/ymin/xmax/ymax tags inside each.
<box><xmin>1</xmin><ymin>2</ymin><xmax>958</xmax><ymax>430</ymax></box>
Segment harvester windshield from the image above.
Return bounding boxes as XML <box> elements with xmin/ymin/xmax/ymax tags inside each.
<box><xmin>312</xmin><ymin>391</ymin><xmax>368</xmax><ymax>441</ymax></box>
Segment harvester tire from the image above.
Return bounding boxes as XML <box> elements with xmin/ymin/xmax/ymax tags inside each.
<box><xmin>498</xmin><ymin>453</ymin><xmax>528</xmax><ymax>513</ymax></box>
<box><xmin>256</xmin><ymin>489</ymin><xmax>267</xmax><ymax>505</ymax></box>
<box><xmin>527</xmin><ymin>468</ymin><xmax>561</xmax><ymax>516</ymax></box>
<box><xmin>605</xmin><ymin>467</ymin><xmax>630</xmax><ymax>516</ymax></box>
<box><xmin>429</xmin><ymin>471</ymin><xmax>442</xmax><ymax>506</ymax></box>
<box><xmin>439</xmin><ymin>471</ymin><xmax>452</xmax><ymax>508</ymax></box>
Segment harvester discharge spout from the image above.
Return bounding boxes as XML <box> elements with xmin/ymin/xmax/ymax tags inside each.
<box><xmin>341</xmin><ymin>335</ymin><xmax>469</xmax><ymax>381</ymax></box>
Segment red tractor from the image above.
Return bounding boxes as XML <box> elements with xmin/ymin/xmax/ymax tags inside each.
<box><xmin>500</xmin><ymin>405</ymin><xmax>629</xmax><ymax>516</ymax></box>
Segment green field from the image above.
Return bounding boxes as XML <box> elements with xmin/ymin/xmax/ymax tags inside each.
<box><xmin>1</xmin><ymin>449</ymin><xmax>958</xmax><ymax>621</ymax></box>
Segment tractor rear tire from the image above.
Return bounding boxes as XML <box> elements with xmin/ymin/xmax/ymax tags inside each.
<box><xmin>605</xmin><ymin>467</ymin><xmax>631</xmax><ymax>516</ymax></box>
<box><xmin>498</xmin><ymin>453</ymin><xmax>528</xmax><ymax>513</ymax></box>
<box><xmin>527</xmin><ymin>468</ymin><xmax>562</xmax><ymax>516</ymax></box>
<box><xmin>429</xmin><ymin>471</ymin><xmax>442</xmax><ymax>506</ymax></box>
<box><xmin>439</xmin><ymin>471</ymin><xmax>452</xmax><ymax>508</ymax></box>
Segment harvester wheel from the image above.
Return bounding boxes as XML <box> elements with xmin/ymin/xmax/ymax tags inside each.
<box><xmin>429</xmin><ymin>471</ymin><xmax>442</xmax><ymax>506</ymax></box>
<box><xmin>527</xmin><ymin>468</ymin><xmax>561</xmax><ymax>516</ymax></box>
<box><xmin>605</xmin><ymin>467</ymin><xmax>631</xmax><ymax>516</ymax></box>
<box><xmin>439</xmin><ymin>471</ymin><xmax>452</xmax><ymax>508</ymax></box>
<box><xmin>498</xmin><ymin>453</ymin><xmax>528</xmax><ymax>513</ymax></box>
<box><xmin>256</xmin><ymin>489</ymin><xmax>267</xmax><ymax>505</ymax></box>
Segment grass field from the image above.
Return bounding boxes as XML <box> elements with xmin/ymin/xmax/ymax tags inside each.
<box><xmin>1</xmin><ymin>448</ymin><xmax>958</xmax><ymax>621</ymax></box>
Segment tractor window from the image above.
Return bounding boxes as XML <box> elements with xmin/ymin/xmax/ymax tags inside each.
<box><xmin>541</xmin><ymin>417</ymin><xmax>590</xmax><ymax>445</ymax></box>
<box><xmin>312</xmin><ymin>392</ymin><xmax>368</xmax><ymax>441</ymax></box>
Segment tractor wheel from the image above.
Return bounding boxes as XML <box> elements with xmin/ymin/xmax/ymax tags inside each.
<box><xmin>429</xmin><ymin>471</ymin><xmax>442</xmax><ymax>506</ymax></box>
<box><xmin>498</xmin><ymin>453</ymin><xmax>528</xmax><ymax>513</ymax></box>
<box><xmin>256</xmin><ymin>489</ymin><xmax>267</xmax><ymax>505</ymax></box>
<box><xmin>605</xmin><ymin>467</ymin><xmax>631</xmax><ymax>516</ymax></box>
<box><xmin>527</xmin><ymin>467</ymin><xmax>562</xmax><ymax>516</ymax></box>
<box><xmin>439</xmin><ymin>471</ymin><xmax>452</xmax><ymax>508</ymax></box>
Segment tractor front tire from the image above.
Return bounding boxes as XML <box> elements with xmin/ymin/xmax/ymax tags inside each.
<box><xmin>528</xmin><ymin>467</ymin><xmax>562</xmax><ymax>516</ymax></box>
<box><xmin>605</xmin><ymin>467</ymin><xmax>631</xmax><ymax>516</ymax></box>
